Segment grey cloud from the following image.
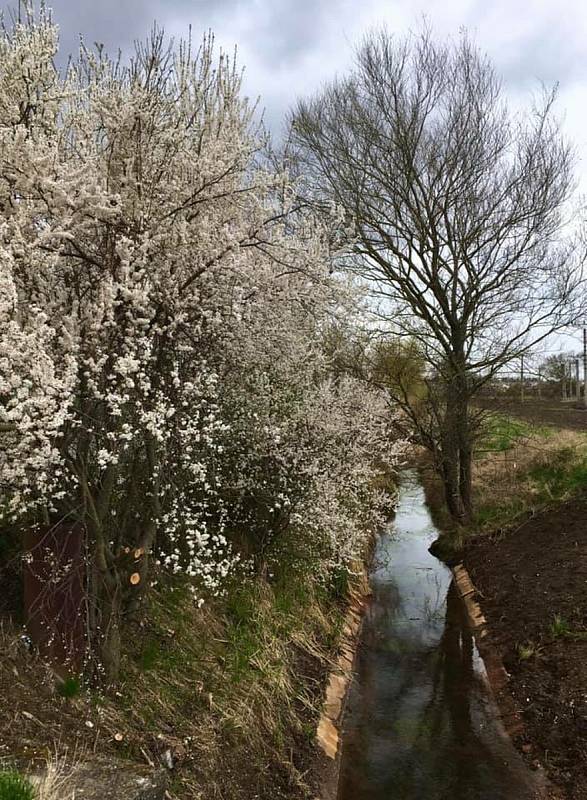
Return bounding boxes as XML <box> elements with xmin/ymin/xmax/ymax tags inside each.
<box><xmin>1</xmin><ymin>0</ymin><xmax>586</xmax><ymax>157</ymax></box>
<box><xmin>236</xmin><ymin>0</ymin><xmax>343</xmax><ymax>67</ymax></box>
<box><xmin>492</xmin><ymin>24</ymin><xmax>586</xmax><ymax>90</ymax></box>
<box><xmin>45</xmin><ymin>0</ymin><xmax>240</xmax><ymax>60</ymax></box>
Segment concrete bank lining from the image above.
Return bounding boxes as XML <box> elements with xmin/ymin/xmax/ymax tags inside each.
<box><xmin>316</xmin><ymin>574</ymin><xmax>370</xmax><ymax>784</ymax></box>
<box><xmin>452</xmin><ymin>562</ymin><xmax>524</xmax><ymax>737</ymax></box>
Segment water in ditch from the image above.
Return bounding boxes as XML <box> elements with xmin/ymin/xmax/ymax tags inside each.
<box><xmin>337</xmin><ymin>469</ymin><xmax>541</xmax><ymax>800</ymax></box>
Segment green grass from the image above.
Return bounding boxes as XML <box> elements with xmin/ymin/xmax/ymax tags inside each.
<box><xmin>220</xmin><ymin>575</ymin><xmax>324</xmax><ymax>685</ymax></box>
<box><xmin>472</xmin><ymin>418</ymin><xmax>587</xmax><ymax>534</ymax></box>
<box><xmin>528</xmin><ymin>448</ymin><xmax>587</xmax><ymax>500</ymax></box>
<box><xmin>137</xmin><ymin>640</ymin><xmax>160</xmax><ymax>671</ymax></box>
<box><xmin>550</xmin><ymin>613</ymin><xmax>572</xmax><ymax>638</ymax></box>
<box><xmin>0</xmin><ymin>770</ymin><xmax>35</xmax><ymax>800</ymax></box>
<box><xmin>122</xmin><ymin>563</ymin><xmax>344</xmax><ymax>730</ymax></box>
<box><xmin>478</xmin><ymin>414</ymin><xmax>551</xmax><ymax>454</ymax></box>
<box><xmin>517</xmin><ymin>641</ymin><xmax>541</xmax><ymax>661</ymax></box>
<box><xmin>472</xmin><ymin>497</ymin><xmax>527</xmax><ymax>529</ymax></box>
<box><xmin>57</xmin><ymin>676</ymin><xmax>81</xmax><ymax>699</ymax></box>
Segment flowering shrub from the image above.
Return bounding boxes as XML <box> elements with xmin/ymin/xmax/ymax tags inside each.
<box><xmin>0</xmin><ymin>9</ymin><xmax>403</xmax><ymax>678</ymax></box>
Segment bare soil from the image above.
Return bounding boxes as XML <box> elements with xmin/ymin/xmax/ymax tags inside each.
<box><xmin>465</xmin><ymin>491</ymin><xmax>587</xmax><ymax>799</ymax></box>
<box><xmin>480</xmin><ymin>397</ymin><xmax>587</xmax><ymax>431</ymax></box>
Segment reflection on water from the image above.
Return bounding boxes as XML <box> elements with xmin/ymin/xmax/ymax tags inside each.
<box><xmin>337</xmin><ymin>470</ymin><xmax>538</xmax><ymax>800</ymax></box>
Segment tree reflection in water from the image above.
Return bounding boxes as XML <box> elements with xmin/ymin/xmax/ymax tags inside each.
<box><xmin>337</xmin><ymin>473</ymin><xmax>539</xmax><ymax>800</ymax></box>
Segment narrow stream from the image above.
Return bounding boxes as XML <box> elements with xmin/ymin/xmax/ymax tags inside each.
<box><xmin>337</xmin><ymin>469</ymin><xmax>540</xmax><ymax>800</ymax></box>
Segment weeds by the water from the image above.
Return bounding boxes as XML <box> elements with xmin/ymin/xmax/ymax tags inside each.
<box><xmin>112</xmin><ymin>570</ymin><xmax>343</xmax><ymax>798</ymax></box>
<box><xmin>0</xmin><ymin>564</ymin><xmax>349</xmax><ymax>800</ymax></box>
<box><xmin>56</xmin><ymin>677</ymin><xmax>81</xmax><ymax>700</ymax></box>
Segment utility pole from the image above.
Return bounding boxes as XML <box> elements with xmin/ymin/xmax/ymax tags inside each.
<box><xmin>520</xmin><ymin>354</ymin><xmax>525</xmax><ymax>403</ymax></box>
<box><xmin>537</xmin><ymin>367</ymin><xmax>542</xmax><ymax>399</ymax></box>
<box><xmin>569</xmin><ymin>359</ymin><xmax>574</xmax><ymax>401</ymax></box>
<box><xmin>576</xmin><ymin>358</ymin><xmax>581</xmax><ymax>401</ymax></box>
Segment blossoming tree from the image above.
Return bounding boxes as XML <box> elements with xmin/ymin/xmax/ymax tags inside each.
<box><xmin>0</xmin><ymin>10</ymin><xmax>402</xmax><ymax>679</ymax></box>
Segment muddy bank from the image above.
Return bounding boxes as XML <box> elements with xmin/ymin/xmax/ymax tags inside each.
<box><xmin>465</xmin><ymin>492</ymin><xmax>587</xmax><ymax>800</ymax></box>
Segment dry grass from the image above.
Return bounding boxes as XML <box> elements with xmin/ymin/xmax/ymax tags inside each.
<box><xmin>31</xmin><ymin>755</ymin><xmax>79</xmax><ymax>800</ymax></box>
<box><xmin>0</xmin><ymin>571</ymin><xmax>346</xmax><ymax>800</ymax></box>
<box><xmin>472</xmin><ymin>419</ymin><xmax>587</xmax><ymax>532</ymax></box>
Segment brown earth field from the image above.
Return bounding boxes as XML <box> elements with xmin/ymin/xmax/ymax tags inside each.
<box><xmin>465</xmin><ymin>403</ymin><xmax>587</xmax><ymax>799</ymax></box>
<box><xmin>480</xmin><ymin>397</ymin><xmax>587</xmax><ymax>431</ymax></box>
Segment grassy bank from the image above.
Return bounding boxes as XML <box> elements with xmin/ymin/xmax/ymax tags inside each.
<box><xmin>421</xmin><ymin>411</ymin><xmax>587</xmax><ymax>550</ymax></box>
<box><xmin>0</xmin><ymin>564</ymin><xmax>357</xmax><ymax>800</ymax></box>
<box><xmin>471</xmin><ymin>413</ymin><xmax>587</xmax><ymax>533</ymax></box>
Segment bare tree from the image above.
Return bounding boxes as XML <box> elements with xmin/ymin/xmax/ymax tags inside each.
<box><xmin>540</xmin><ymin>353</ymin><xmax>571</xmax><ymax>384</ymax></box>
<box><xmin>291</xmin><ymin>27</ymin><xmax>583</xmax><ymax>523</ymax></box>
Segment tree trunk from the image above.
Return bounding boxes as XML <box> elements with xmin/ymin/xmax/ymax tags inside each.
<box><xmin>440</xmin><ymin>430</ymin><xmax>466</xmax><ymax>521</ymax></box>
<box><xmin>440</xmin><ymin>371</ymin><xmax>472</xmax><ymax>524</ymax></box>
<box><xmin>87</xmin><ymin>530</ymin><xmax>123</xmax><ymax>682</ymax></box>
<box><xmin>458</xmin><ymin>442</ymin><xmax>473</xmax><ymax>517</ymax></box>
<box><xmin>100</xmin><ymin>587</ymin><xmax>122</xmax><ymax>680</ymax></box>
<box><xmin>456</xmin><ymin>391</ymin><xmax>473</xmax><ymax>519</ymax></box>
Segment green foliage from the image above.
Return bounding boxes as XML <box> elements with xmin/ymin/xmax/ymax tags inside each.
<box><xmin>225</xmin><ymin>587</ymin><xmax>257</xmax><ymax>629</ymax></box>
<box><xmin>135</xmin><ymin>582</ymin><xmax>196</xmax><ymax>677</ymax></box>
<box><xmin>57</xmin><ymin>676</ymin><xmax>81</xmax><ymax>699</ymax></box>
<box><xmin>327</xmin><ymin>567</ymin><xmax>351</xmax><ymax>602</ymax></box>
<box><xmin>0</xmin><ymin>770</ymin><xmax>35</xmax><ymax>800</ymax></box>
<box><xmin>550</xmin><ymin>614</ymin><xmax>571</xmax><ymax>638</ymax></box>
<box><xmin>371</xmin><ymin>339</ymin><xmax>427</xmax><ymax>401</ymax></box>
<box><xmin>221</xmin><ymin>575</ymin><xmax>319</xmax><ymax>685</ymax></box>
<box><xmin>138</xmin><ymin>641</ymin><xmax>160</xmax><ymax>672</ymax></box>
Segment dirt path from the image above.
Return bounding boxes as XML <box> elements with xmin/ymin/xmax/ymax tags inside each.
<box><xmin>465</xmin><ymin>492</ymin><xmax>587</xmax><ymax>799</ymax></box>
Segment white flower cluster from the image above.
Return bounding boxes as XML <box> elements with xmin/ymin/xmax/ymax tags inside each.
<box><xmin>0</xmin><ymin>12</ymin><xmax>404</xmax><ymax>631</ymax></box>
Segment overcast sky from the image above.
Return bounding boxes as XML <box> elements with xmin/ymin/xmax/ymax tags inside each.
<box><xmin>22</xmin><ymin>0</ymin><xmax>586</xmax><ymax>151</ymax></box>
<box><xmin>7</xmin><ymin>0</ymin><xmax>587</xmax><ymax>354</ymax></box>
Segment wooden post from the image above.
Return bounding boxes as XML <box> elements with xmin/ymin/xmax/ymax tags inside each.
<box><xmin>24</xmin><ymin>523</ymin><xmax>86</xmax><ymax>674</ymax></box>
<box><xmin>576</xmin><ymin>358</ymin><xmax>581</xmax><ymax>401</ymax></box>
<box><xmin>520</xmin><ymin>354</ymin><xmax>524</xmax><ymax>403</ymax></box>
